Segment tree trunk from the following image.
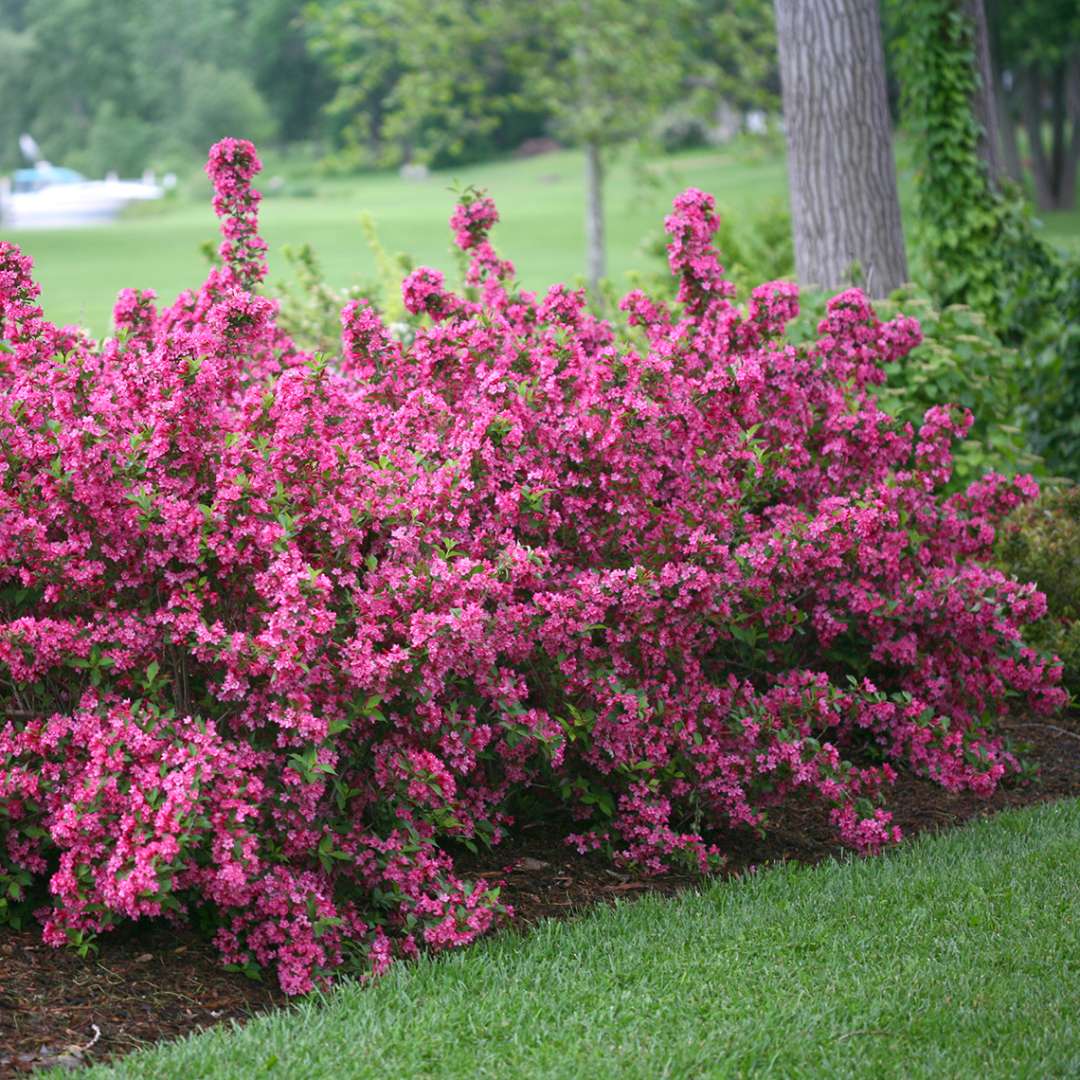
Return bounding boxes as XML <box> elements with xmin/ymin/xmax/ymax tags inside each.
<box><xmin>1046</xmin><ymin>55</ymin><xmax>1079</xmax><ymax>211</ymax></box>
<box><xmin>1022</xmin><ymin>66</ymin><xmax>1056</xmax><ymax>210</ymax></box>
<box><xmin>774</xmin><ymin>0</ymin><xmax>907</xmax><ymax>296</ymax></box>
<box><xmin>1019</xmin><ymin>56</ymin><xmax>1079</xmax><ymax>211</ymax></box>
<box><xmin>965</xmin><ymin>0</ymin><xmax>1004</xmax><ymax>186</ymax></box>
<box><xmin>1050</xmin><ymin>60</ymin><xmax>1066</xmax><ymax>203</ymax></box>
<box><xmin>987</xmin><ymin>2</ymin><xmax>1023</xmax><ymax>184</ymax></box>
<box><xmin>584</xmin><ymin>138</ymin><xmax>605</xmax><ymax>294</ymax></box>
<box><xmin>1061</xmin><ymin>53</ymin><xmax>1080</xmax><ymax>211</ymax></box>
<box><xmin>995</xmin><ymin>80</ymin><xmax>1024</xmax><ymax>184</ymax></box>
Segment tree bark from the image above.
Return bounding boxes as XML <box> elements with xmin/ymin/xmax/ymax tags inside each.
<box><xmin>1019</xmin><ymin>55</ymin><xmax>1079</xmax><ymax>211</ymax></box>
<box><xmin>1050</xmin><ymin>60</ymin><xmax>1066</xmax><ymax>202</ymax></box>
<box><xmin>1022</xmin><ymin>66</ymin><xmax>1056</xmax><ymax>210</ymax></box>
<box><xmin>995</xmin><ymin>80</ymin><xmax>1024</xmax><ymax>184</ymax></box>
<box><xmin>1046</xmin><ymin>55</ymin><xmax>1080</xmax><ymax>211</ymax></box>
<box><xmin>965</xmin><ymin>0</ymin><xmax>1004</xmax><ymax>186</ymax></box>
<box><xmin>1061</xmin><ymin>53</ymin><xmax>1080</xmax><ymax>211</ymax></box>
<box><xmin>774</xmin><ymin>0</ymin><xmax>907</xmax><ymax>296</ymax></box>
<box><xmin>987</xmin><ymin>1</ymin><xmax>1023</xmax><ymax>184</ymax></box>
<box><xmin>584</xmin><ymin>138</ymin><xmax>605</xmax><ymax>294</ymax></box>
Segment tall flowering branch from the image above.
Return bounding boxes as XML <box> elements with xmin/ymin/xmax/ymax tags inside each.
<box><xmin>664</xmin><ymin>188</ymin><xmax>735</xmax><ymax>315</ymax></box>
<box><xmin>0</xmin><ymin>242</ymin><xmax>50</xmax><ymax>347</ymax></box>
<box><xmin>450</xmin><ymin>191</ymin><xmax>514</xmax><ymax>288</ymax></box>
<box><xmin>206</xmin><ymin>137</ymin><xmax>268</xmax><ymax>291</ymax></box>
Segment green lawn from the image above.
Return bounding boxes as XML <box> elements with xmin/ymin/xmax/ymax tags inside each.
<box><xmin>9</xmin><ymin>143</ymin><xmax>1079</xmax><ymax>338</ymax></box>
<box><xmin>7</xmin><ymin>146</ymin><xmax>788</xmax><ymax>336</ymax></box>
<box><xmin>69</xmin><ymin>798</ymin><xmax>1080</xmax><ymax>1080</ymax></box>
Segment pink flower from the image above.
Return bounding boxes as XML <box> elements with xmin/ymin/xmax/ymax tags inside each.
<box><xmin>0</xmin><ymin>143</ymin><xmax>1061</xmax><ymax>994</ymax></box>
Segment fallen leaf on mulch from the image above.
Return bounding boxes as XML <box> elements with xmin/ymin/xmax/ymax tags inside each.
<box><xmin>516</xmin><ymin>857</ymin><xmax>551</xmax><ymax>871</ymax></box>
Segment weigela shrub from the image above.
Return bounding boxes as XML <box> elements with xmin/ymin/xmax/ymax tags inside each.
<box><xmin>0</xmin><ymin>140</ymin><xmax>1066</xmax><ymax>993</ymax></box>
<box><xmin>997</xmin><ymin>485</ymin><xmax>1080</xmax><ymax>717</ymax></box>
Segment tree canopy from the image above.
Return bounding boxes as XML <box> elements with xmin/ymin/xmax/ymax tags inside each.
<box><xmin>0</xmin><ymin>0</ymin><xmax>780</xmax><ymax>175</ymax></box>
<box><xmin>0</xmin><ymin>0</ymin><xmax>331</xmax><ymax>173</ymax></box>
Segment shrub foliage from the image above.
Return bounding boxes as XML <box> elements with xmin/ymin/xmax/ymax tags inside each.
<box><xmin>997</xmin><ymin>486</ymin><xmax>1080</xmax><ymax>716</ymax></box>
<box><xmin>0</xmin><ymin>140</ymin><xmax>1066</xmax><ymax>992</ymax></box>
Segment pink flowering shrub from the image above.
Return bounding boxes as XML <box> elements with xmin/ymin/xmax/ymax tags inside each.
<box><xmin>0</xmin><ymin>140</ymin><xmax>1066</xmax><ymax>993</ymax></box>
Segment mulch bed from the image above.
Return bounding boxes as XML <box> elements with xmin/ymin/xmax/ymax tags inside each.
<box><xmin>2</xmin><ymin>716</ymin><xmax>1077</xmax><ymax>1075</ymax></box>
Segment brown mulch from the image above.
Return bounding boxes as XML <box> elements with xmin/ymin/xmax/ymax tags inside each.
<box><xmin>1</xmin><ymin>716</ymin><xmax>1077</xmax><ymax>1075</ymax></box>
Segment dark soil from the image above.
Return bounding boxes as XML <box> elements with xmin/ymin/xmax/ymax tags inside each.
<box><xmin>2</xmin><ymin>716</ymin><xmax>1077</xmax><ymax>1075</ymax></box>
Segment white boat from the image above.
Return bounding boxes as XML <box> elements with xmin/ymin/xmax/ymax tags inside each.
<box><xmin>0</xmin><ymin>162</ymin><xmax>165</xmax><ymax>230</ymax></box>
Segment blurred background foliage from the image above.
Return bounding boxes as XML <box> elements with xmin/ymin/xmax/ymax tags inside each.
<box><xmin>0</xmin><ymin>0</ymin><xmax>1076</xmax><ymax>700</ymax></box>
<box><xmin>0</xmin><ymin>0</ymin><xmax>779</xmax><ymax>176</ymax></box>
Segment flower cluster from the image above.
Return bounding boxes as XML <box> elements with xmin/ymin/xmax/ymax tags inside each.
<box><xmin>0</xmin><ymin>146</ymin><xmax>1065</xmax><ymax>993</ymax></box>
<box><xmin>206</xmin><ymin>137</ymin><xmax>268</xmax><ymax>290</ymax></box>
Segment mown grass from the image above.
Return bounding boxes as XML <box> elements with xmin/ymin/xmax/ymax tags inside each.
<box><xmin>68</xmin><ymin>798</ymin><xmax>1080</xmax><ymax>1080</ymax></box>
<box><xmin>13</xmin><ymin>140</ymin><xmax>1078</xmax><ymax>337</ymax></box>
<box><xmin>7</xmin><ymin>144</ymin><xmax>788</xmax><ymax>334</ymax></box>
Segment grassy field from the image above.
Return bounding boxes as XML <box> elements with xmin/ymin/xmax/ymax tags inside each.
<box><xmin>5</xmin><ymin>144</ymin><xmax>785</xmax><ymax>335</ymax></box>
<box><xmin>66</xmin><ymin>798</ymin><xmax>1080</xmax><ymax>1080</ymax></box>
<box><xmin>10</xmin><ymin>140</ymin><xmax>1078</xmax><ymax>337</ymax></box>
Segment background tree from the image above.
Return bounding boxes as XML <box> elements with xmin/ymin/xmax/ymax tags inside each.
<box><xmin>988</xmin><ymin>0</ymin><xmax>1079</xmax><ymax>211</ymax></box>
<box><xmin>0</xmin><ymin>21</ymin><xmax>33</xmax><ymax>172</ymax></box>
<box><xmin>773</xmin><ymin>0</ymin><xmax>907</xmax><ymax>295</ymax></box>
<box><xmin>16</xmin><ymin>0</ymin><xmax>142</xmax><ymax>169</ymax></box>
<box><xmin>520</xmin><ymin>0</ymin><xmax>686</xmax><ymax>290</ymax></box>
<box><xmin>248</xmin><ymin>0</ymin><xmax>335</xmax><ymax>145</ymax></box>
<box><xmin>307</xmin><ymin>0</ymin><xmax>520</xmax><ymax>171</ymax></box>
<box><xmin>965</xmin><ymin>0</ymin><xmax>1004</xmax><ymax>186</ymax></box>
<box><xmin>0</xmin><ymin>0</ymin><xmax>313</xmax><ymax>172</ymax></box>
<box><xmin>310</xmin><ymin>0</ymin><xmax>689</xmax><ymax>293</ymax></box>
<box><xmin>692</xmin><ymin>0</ymin><xmax>778</xmax><ymax>116</ymax></box>
<box><xmin>658</xmin><ymin>0</ymin><xmax>777</xmax><ymax>153</ymax></box>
